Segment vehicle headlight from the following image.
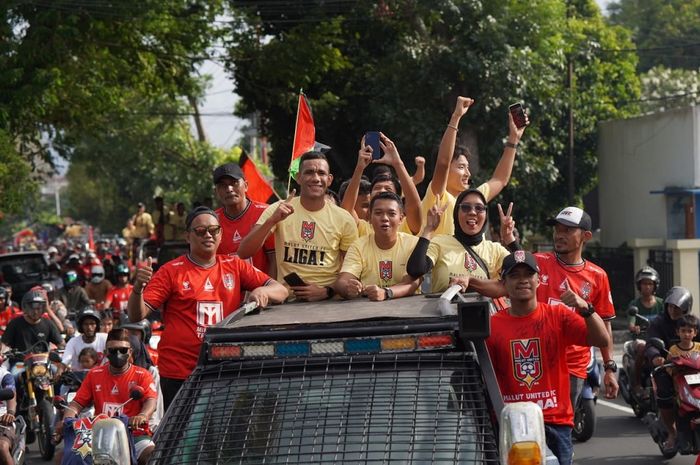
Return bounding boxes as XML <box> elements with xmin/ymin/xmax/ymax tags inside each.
<box><xmin>31</xmin><ymin>365</ymin><xmax>48</xmax><ymax>377</ymax></box>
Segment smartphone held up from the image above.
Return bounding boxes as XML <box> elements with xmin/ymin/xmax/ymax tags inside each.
<box><xmin>508</xmin><ymin>103</ymin><xmax>528</xmax><ymax>129</ymax></box>
<box><xmin>364</xmin><ymin>131</ymin><xmax>383</xmax><ymax>160</ymax></box>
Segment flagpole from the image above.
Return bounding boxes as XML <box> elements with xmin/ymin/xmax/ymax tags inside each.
<box><xmin>287</xmin><ymin>89</ymin><xmax>303</xmax><ymax>195</ymax></box>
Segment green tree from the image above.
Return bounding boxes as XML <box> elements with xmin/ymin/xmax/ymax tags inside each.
<box><xmin>224</xmin><ymin>0</ymin><xmax>639</xmax><ymax>231</ymax></box>
<box><xmin>0</xmin><ymin>128</ymin><xmax>37</xmax><ymax>217</ymax></box>
<box><xmin>607</xmin><ymin>0</ymin><xmax>700</xmax><ymax>72</ymax></box>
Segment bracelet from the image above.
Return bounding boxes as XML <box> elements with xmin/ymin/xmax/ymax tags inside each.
<box><xmin>505</xmin><ymin>141</ymin><xmax>518</xmax><ymax>149</ymax></box>
<box><xmin>447</xmin><ymin>124</ymin><xmax>459</xmax><ymax>131</ymax></box>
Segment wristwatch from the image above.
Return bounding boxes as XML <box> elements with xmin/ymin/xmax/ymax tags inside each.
<box><xmin>383</xmin><ymin>287</ymin><xmax>394</xmax><ymax>300</ymax></box>
<box><xmin>578</xmin><ymin>303</ymin><xmax>596</xmax><ymax>318</ymax></box>
<box><xmin>325</xmin><ymin>286</ymin><xmax>335</xmax><ymax>300</ymax></box>
<box><xmin>604</xmin><ymin>360</ymin><xmax>618</xmax><ymax>373</ymax></box>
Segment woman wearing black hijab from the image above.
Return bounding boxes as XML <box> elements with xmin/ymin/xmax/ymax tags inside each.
<box><xmin>406</xmin><ymin>188</ymin><xmax>520</xmax><ymax>293</ymax></box>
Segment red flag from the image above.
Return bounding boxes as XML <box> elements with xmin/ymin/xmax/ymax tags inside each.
<box><xmin>240</xmin><ymin>151</ymin><xmax>279</xmax><ymax>204</ymax></box>
<box><xmin>289</xmin><ymin>92</ymin><xmax>315</xmax><ymax>177</ymax></box>
<box><xmin>88</xmin><ymin>225</ymin><xmax>95</xmax><ymax>251</ymax></box>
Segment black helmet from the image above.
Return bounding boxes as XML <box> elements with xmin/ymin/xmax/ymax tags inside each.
<box><xmin>121</xmin><ymin>319</ymin><xmax>152</xmax><ymax>345</ymax></box>
<box><xmin>21</xmin><ymin>288</ymin><xmax>47</xmax><ymax>314</ymax></box>
<box><xmin>635</xmin><ymin>266</ymin><xmax>660</xmax><ymax>291</ymax></box>
<box><xmin>77</xmin><ymin>307</ymin><xmax>101</xmax><ymax>328</ymax></box>
<box><xmin>0</xmin><ymin>287</ymin><xmax>6</xmax><ymax>303</ymax></box>
<box><xmin>115</xmin><ymin>264</ymin><xmax>129</xmax><ymax>276</ymax></box>
<box><xmin>664</xmin><ymin>286</ymin><xmax>693</xmax><ymax>315</ymax></box>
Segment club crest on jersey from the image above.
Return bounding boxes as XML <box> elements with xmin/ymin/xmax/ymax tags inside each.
<box><xmin>514</xmin><ymin>250</ymin><xmax>526</xmax><ymax>262</ymax></box>
<box><xmin>581</xmin><ymin>281</ymin><xmax>592</xmax><ymax>299</ymax></box>
<box><xmin>464</xmin><ymin>253</ymin><xmax>477</xmax><ymax>272</ymax></box>
<box><xmin>541</xmin><ymin>274</ymin><xmax>549</xmax><ymax>284</ymax></box>
<box><xmin>379</xmin><ymin>260</ymin><xmax>392</xmax><ymax>281</ymax></box>
<box><xmin>71</xmin><ymin>414</ymin><xmax>109</xmax><ymax>458</ymax></box>
<box><xmin>196</xmin><ymin>301</ymin><xmax>223</xmax><ymax>328</ymax></box>
<box><xmin>223</xmin><ymin>273</ymin><xmax>235</xmax><ymax>290</ymax></box>
<box><xmin>511</xmin><ymin>338</ymin><xmax>542</xmax><ymax>389</ymax></box>
<box><xmin>301</xmin><ymin>221</ymin><xmax>316</xmax><ymax>242</ymax></box>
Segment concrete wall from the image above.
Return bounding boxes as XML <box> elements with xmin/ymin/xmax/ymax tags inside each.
<box><xmin>598</xmin><ymin>106</ymin><xmax>699</xmax><ymax>247</ymax></box>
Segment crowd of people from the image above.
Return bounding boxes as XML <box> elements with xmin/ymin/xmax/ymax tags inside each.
<box><xmin>0</xmin><ymin>95</ymin><xmax>696</xmax><ymax>464</ymax></box>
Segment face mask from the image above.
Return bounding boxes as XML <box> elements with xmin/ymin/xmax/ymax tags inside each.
<box><xmin>108</xmin><ymin>351</ymin><xmax>129</xmax><ymax>369</ymax></box>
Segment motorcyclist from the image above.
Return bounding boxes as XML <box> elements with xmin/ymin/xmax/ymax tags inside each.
<box><xmin>41</xmin><ymin>282</ymin><xmax>70</xmax><ymax>336</ymax></box>
<box><xmin>1</xmin><ymin>289</ymin><xmax>64</xmax><ymax>355</ymax></box>
<box><xmin>60</xmin><ymin>328</ymin><xmax>157</xmax><ymax>465</ymax></box>
<box><xmin>59</xmin><ymin>270</ymin><xmax>92</xmax><ymax>317</ymax></box>
<box><xmin>103</xmin><ymin>264</ymin><xmax>133</xmax><ymax>321</ymax></box>
<box><xmin>645</xmin><ymin>286</ymin><xmax>694</xmax><ymax>453</ymax></box>
<box><xmin>0</xmin><ymin>288</ymin><xmax>20</xmax><ymax>333</ymax></box>
<box><xmin>61</xmin><ymin>308</ymin><xmax>106</xmax><ymax>371</ymax></box>
<box><xmin>85</xmin><ymin>265</ymin><xmax>113</xmax><ymax>309</ymax></box>
<box><xmin>0</xmin><ymin>359</ymin><xmax>17</xmax><ymax>465</ymax></box>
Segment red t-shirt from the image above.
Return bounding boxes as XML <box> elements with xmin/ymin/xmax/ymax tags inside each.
<box><xmin>216</xmin><ymin>201</ymin><xmax>275</xmax><ymax>273</ymax></box>
<box><xmin>534</xmin><ymin>252</ymin><xmax>615</xmax><ymax>378</ymax></box>
<box><xmin>142</xmin><ymin>254</ymin><xmax>272</xmax><ymax>380</ymax></box>
<box><xmin>105</xmin><ymin>284</ymin><xmax>133</xmax><ymax>317</ymax></box>
<box><xmin>487</xmin><ymin>302</ymin><xmax>588</xmax><ymax>426</ymax></box>
<box><xmin>73</xmin><ymin>364</ymin><xmax>157</xmax><ymax>435</ymax></box>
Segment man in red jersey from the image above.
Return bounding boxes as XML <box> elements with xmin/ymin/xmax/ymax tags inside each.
<box><xmin>127</xmin><ymin>206</ymin><xmax>288</xmax><ymax>411</ymax></box>
<box><xmin>487</xmin><ymin>251</ymin><xmax>609</xmax><ymax>465</ymax></box>
<box><xmin>470</xmin><ymin>206</ymin><xmax>619</xmax><ymax>407</ymax></box>
<box><xmin>213</xmin><ymin>163</ymin><xmax>275</xmax><ymax>276</ymax></box>
<box><xmin>61</xmin><ymin>328</ymin><xmax>158</xmax><ymax>465</ymax></box>
<box><xmin>104</xmin><ymin>264</ymin><xmax>133</xmax><ymax>320</ymax></box>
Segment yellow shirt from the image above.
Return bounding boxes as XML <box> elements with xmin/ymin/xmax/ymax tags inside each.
<box><xmin>357</xmin><ymin>218</ymin><xmax>413</xmax><ymax>237</ymax></box>
<box><xmin>420</xmin><ymin>182</ymin><xmax>490</xmax><ymax>236</ymax></box>
<box><xmin>132</xmin><ymin>212</ymin><xmax>154</xmax><ymax>239</ymax></box>
<box><xmin>341</xmin><ymin>232</ymin><xmax>420</xmax><ymax>287</ymax></box>
<box><xmin>257</xmin><ymin>197</ymin><xmax>358</xmax><ymax>287</ymax></box>
<box><xmin>427</xmin><ymin>235</ymin><xmax>509</xmax><ymax>293</ymax></box>
<box><xmin>165</xmin><ymin>212</ymin><xmax>187</xmax><ymax>241</ymax></box>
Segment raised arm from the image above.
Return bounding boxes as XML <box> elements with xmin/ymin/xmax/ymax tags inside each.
<box><xmin>127</xmin><ymin>257</ymin><xmax>154</xmax><ymax>322</ymax></box>
<box><xmin>431</xmin><ymin>97</ymin><xmax>474</xmax><ymax>197</ymax></box>
<box><xmin>340</xmin><ymin>144</ymin><xmax>372</xmax><ymax>223</ymax></box>
<box><xmin>378</xmin><ymin>133</ymin><xmax>422</xmax><ymax>234</ymax></box>
<box><xmin>482</xmin><ymin>112</ymin><xmax>528</xmax><ymax>201</ymax></box>
<box><xmin>411</xmin><ymin>156</ymin><xmax>425</xmax><ymax>185</ymax></box>
<box><xmin>238</xmin><ymin>191</ymin><xmax>295</xmax><ymax>259</ymax></box>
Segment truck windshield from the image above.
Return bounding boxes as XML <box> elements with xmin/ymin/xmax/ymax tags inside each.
<box><xmin>153</xmin><ymin>352</ymin><xmax>498</xmax><ymax>464</ymax></box>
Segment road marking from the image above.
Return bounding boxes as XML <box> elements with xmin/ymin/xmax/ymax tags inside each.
<box><xmin>598</xmin><ymin>399</ymin><xmax>634</xmax><ymax>414</ymax></box>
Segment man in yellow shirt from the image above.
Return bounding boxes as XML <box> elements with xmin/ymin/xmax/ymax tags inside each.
<box><xmin>238</xmin><ymin>151</ymin><xmax>358</xmax><ymax>301</ymax></box>
<box><xmin>421</xmin><ymin>96</ymin><xmax>528</xmax><ymax>235</ymax></box>
<box><xmin>335</xmin><ymin>192</ymin><xmax>421</xmax><ymax>301</ymax></box>
<box><xmin>165</xmin><ymin>202</ymin><xmax>187</xmax><ymax>241</ymax></box>
<box><xmin>132</xmin><ymin>202</ymin><xmax>155</xmax><ymax>240</ymax></box>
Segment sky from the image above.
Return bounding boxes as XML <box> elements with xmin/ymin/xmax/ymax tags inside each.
<box><xmin>196</xmin><ymin>0</ymin><xmax>614</xmax><ymax>149</ymax></box>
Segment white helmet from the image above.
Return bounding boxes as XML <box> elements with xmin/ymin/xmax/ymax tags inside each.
<box><xmin>90</xmin><ymin>265</ymin><xmax>105</xmax><ymax>284</ymax></box>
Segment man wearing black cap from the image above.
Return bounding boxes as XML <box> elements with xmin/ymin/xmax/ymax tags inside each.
<box><xmin>127</xmin><ymin>206</ymin><xmax>288</xmax><ymax>411</ymax></box>
<box><xmin>213</xmin><ymin>163</ymin><xmax>275</xmax><ymax>275</ymax></box>
<box><xmin>487</xmin><ymin>250</ymin><xmax>609</xmax><ymax>465</ymax></box>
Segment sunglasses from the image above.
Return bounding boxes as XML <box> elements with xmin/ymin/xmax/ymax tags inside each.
<box><xmin>189</xmin><ymin>225</ymin><xmax>222</xmax><ymax>237</ymax></box>
<box><xmin>107</xmin><ymin>347</ymin><xmax>130</xmax><ymax>355</ymax></box>
<box><xmin>458</xmin><ymin>203</ymin><xmax>487</xmax><ymax>213</ymax></box>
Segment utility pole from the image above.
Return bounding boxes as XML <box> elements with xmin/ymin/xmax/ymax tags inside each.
<box><xmin>566</xmin><ymin>0</ymin><xmax>575</xmax><ymax>204</ymax></box>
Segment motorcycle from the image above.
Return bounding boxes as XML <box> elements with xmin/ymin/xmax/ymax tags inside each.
<box><xmin>644</xmin><ymin>337</ymin><xmax>700</xmax><ymax>459</ymax></box>
<box><xmin>572</xmin><ymin>346</ymin><xmax>602</xmax><ymax>442</ymax></box>
<box><xmin>619</xmin><ymin>307</ymin><xmax>655</xmax><ymax>417</ymax></box>
<box><xmin>7</xmin><ymin>341</ymin><xmax>57</xmax><ymax>461</ymax></box>
<box><xmin>0</xmin><ymin>388</ymin><xmax>27</xmax><ymax>465</ymax></box>
<box><xmin>61</xmin><ymin>387</ymin><xmax>143</xmax><ymax>465</ymax></box>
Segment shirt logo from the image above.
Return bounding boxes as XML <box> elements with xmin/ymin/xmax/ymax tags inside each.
<box><xmin>95</xmin><ymin>384</ymin><xmax>101</xmax><ymax>392</ymax></box>
<box><xmin>541</xmin><ymin>274</ymin><xmax>549</xmax><ymax>284</ymax></box>
<box><xmin>223</xmin><ymin>273</ymin><xmax>235</xmax><ymax>290</ymax></box>
<box><xmin>196</xmin><ymin>301</ymin><xmax>223</xmax><ymax>328</ymax></box>
<box><xmin>559</xmin><ymin>278</ymin><xmax>570</xmax><ymax>292</ymax></box>
<box><xmin>301</xmin><ymin>221</ymin><xmax>316</xmax><ymax>241</ymax></box>
<box><xmin>103</xmin><ymin>402</ymin><xmax>123</xmax><ymax>417</ymax></box>
<box><xmin>111</xmin><ymin>384</ymin><xmax>119</xmax><ymax>395</ymax></box>
<box><xmin>379</xmin><ymin>260</ymin><xmax>392</xmax><ymax>281</ymax></box>
<box><xmin>581</xmin><ymin>281</ymin><xmax>592</xmax><ymax>299</ymax></box>
<box><xmin>204</xmin><ymin>278</ymin><xmax>214</xmax><ymax>291</ymax></box>
<box><xmin>511</xmin><ymin>338</ymin><xmax>542</xmax><ymax>389</ymax></box>
<box><xmin>464</xmin><ymin>253</ymin><xmax>477</xmax><ymax>272</ymax></box>
<box><xmin>183</xmin><ymin>281</ymin><xmax>191</xmax><ymax>291</ymax></box>
<box><xmin>233</xmin><ymin>230</ymin><xmax>242</xmax><ymax>242</ymax></box>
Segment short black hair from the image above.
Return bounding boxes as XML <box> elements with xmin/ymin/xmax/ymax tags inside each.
<box><xmin>676</xmin><ymin>314</ymin><xmax>699</xmax><ymax>331</ymax></box>
<box><xmin>371</xmin><ymin>174</ymin><xmax>402</xmax><ymax>197</ymax></box>
<box><xmin>453</xmin><ymin>145</ymin><xmax>472</xmax><ymax>161</ymax></box>
<box><xmin>369</xmin><ymin>191</ymin><xmax>404</xmax><ymax>213</ymax></box>
<box><xmin>79</xmin><ymin>347</ymin><xmax>99</xmax><ymax>361</ymax></box>
<box><xmin>298</xmin><ymin>151</ymin><xmax>329</xmax><ymax>172</ymax></box>
<box><xmin>106</xmin><ymin>328</ymin><xmax>131</xmax><ymax>343</ymax></box>
<box><xmin>338</xmin><ymin>178</ymin><xmax>371</xmax><ymax>202</ymax></box>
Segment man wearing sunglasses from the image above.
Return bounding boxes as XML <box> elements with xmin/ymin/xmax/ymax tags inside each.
<box><xmin>60</xmin><ymin>328</ymin><xmax>157</xmax><ymax>465</ymax></box>
<box><xmin>128</xmin><ymin>206</ymin><xmax>288</xmax><ymax>411</ymax></box>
